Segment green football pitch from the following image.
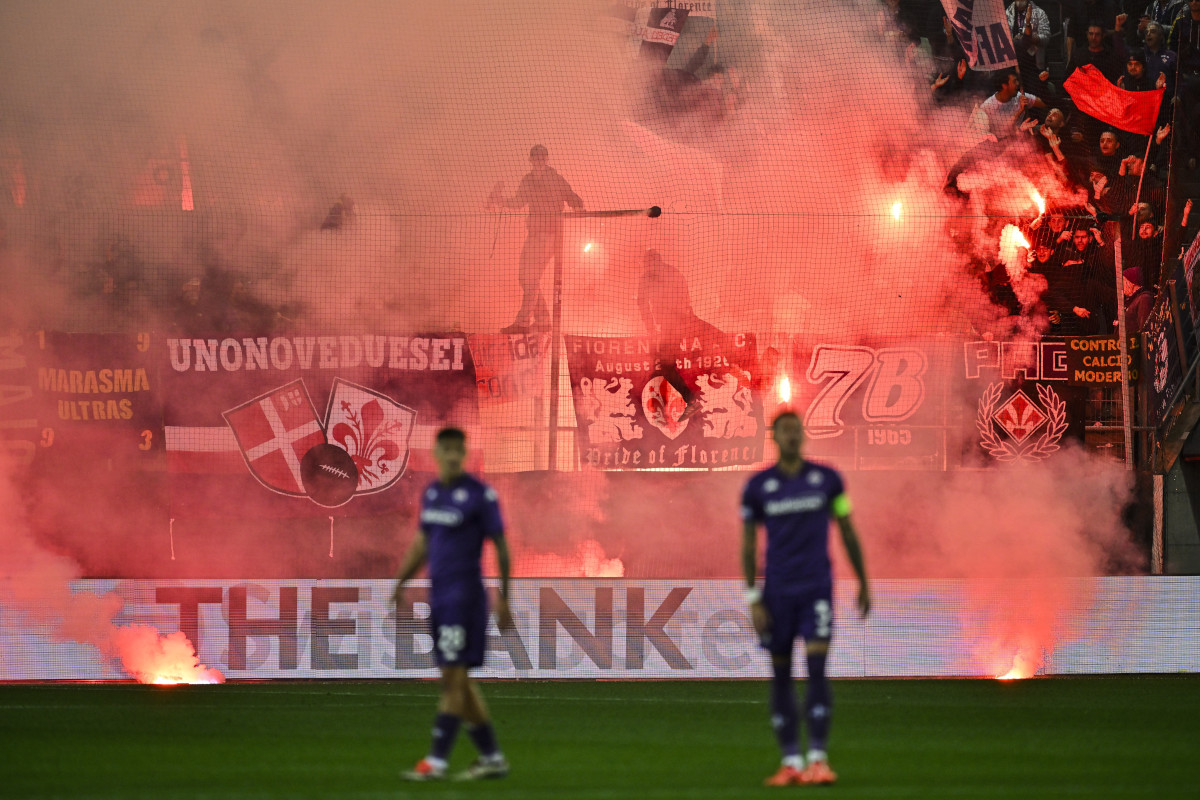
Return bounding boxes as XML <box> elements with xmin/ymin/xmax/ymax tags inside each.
<box><xmin>2</xmin><ymin>677</ymin><xmax>1197</xmax><ymax>799</ymax></box>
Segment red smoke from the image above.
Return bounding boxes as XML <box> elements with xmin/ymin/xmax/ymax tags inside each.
<box><xmin>1</xmin><ymin>448</ymin><xmax>221</xmax><ymax>683</ymax></box>
<box><xmin>111</xmin><ymin>625</ymin><xmax>224</xmax><ymax>685</ymax></box>
<box><xmin>0</xmin><ymin>0</ymin><xmax>1146</xmax><ymax>683</ymax></box>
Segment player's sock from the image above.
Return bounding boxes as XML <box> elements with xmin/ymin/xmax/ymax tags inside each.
<box><xmin>770</xmin><ymin>658</ymin><xmax>800</xmax><ymax>760</ymax></box>
<box><xmin>805</xmin><ymin>650</ymin><xmax>833</xmax><ymax>754</ymax></box>
<box><xmin>429</xmin><ymin>712</ymin><xmax>462</xmax><ymax>762</ymax></box>
<box><xmin>466</xmin><ymin>722</ymin><xmax>500</xmax><ymax>759</ymax></box>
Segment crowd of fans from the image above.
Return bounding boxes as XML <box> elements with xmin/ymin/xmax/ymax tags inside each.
<box><xmin>887</xmin><ymin>0</ymin><xmax>1200</xmax><ymax>338</ymax></box>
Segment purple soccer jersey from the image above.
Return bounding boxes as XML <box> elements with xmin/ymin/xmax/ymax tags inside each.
<box><xmin>421</xmin><ymin>473</ymin><xmax>504</xmax><ymax>594</ymax></box>
<box><xmin>741</xmin><ymin>461</ymin><xmax>846</xmax><ymax>595</ymax></box>
<box><xmin>420</xmin><ymin>473</ymin><xmax>504</xmax><ymax>666</ymax></box>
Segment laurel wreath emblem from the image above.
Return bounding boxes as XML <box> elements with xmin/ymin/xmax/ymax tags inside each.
<box><xmin>976</xmin><ymin>382</ymin><xmax>1068</xmax><ymax>462</ymax></box>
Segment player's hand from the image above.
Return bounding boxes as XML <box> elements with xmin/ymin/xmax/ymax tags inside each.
<box><xmin>857</xmin><ymin>584</ymin><xmax>871</xmax><ymax>617</ymax></box>
<box><xmin>750</xmin><ymin>601</ymin><xmax>771</xmax><ymax>637</ymax></box>
<box><xmin>495</xmin><ymin>594</ymin><xmax>515</xmax><ymax>631</ymax></box>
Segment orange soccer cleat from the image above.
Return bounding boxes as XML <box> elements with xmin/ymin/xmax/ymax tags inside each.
<box><xmin>401</xmin><ymin>758</ymin><xmax>446</xmax><ymax>781</ymax></box>
<box><xmin>764</xmin><ymin>764</ymin><xmax>804</xmax><ymax>787</ymax></box>
<box><xmin>799</xmin><ymin>759</ymin><xmax>838</xmax><ymax>785</ymax></box>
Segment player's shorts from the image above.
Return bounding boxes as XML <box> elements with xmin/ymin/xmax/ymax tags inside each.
<box><xmin>428</xmin><ymin>585</ymin><xmax>489</xmax><ymax>669</ymax></box>
<box><xmin>759</xmin><ymin>585</ymin><xmax>834</xmax><ymax>657</ymax></box>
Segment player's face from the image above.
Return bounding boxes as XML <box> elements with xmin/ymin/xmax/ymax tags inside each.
<box><xmin>434</xmin><ymin>438</ymin><xmax>466</xmax><ymax>476</ymax></box>
<box><xmin>772</xmin><ymin>417</ymin><xmax>804</xmax><ymax>459</ymax></box>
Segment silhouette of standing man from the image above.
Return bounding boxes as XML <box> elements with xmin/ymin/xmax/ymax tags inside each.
<box><xmin>489</xmin><ymin>145</ymin><xmax>584</xmax><ymax>333</ymax></box>
<box><xmin>637</xmin><ymin>249</ymin><xmax>711</xmax><ymax>423</ymax></box>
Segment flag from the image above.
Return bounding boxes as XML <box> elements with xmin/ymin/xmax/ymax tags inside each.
<box><xmin>1063</xmin><ymin>65</ymin><xmax>1164</xmax><ymax>136</ymax></box>
<box><xmin>939</xmin><ymin>0</ymin><xmax>1018</xmax><ymax>71</ymax></box>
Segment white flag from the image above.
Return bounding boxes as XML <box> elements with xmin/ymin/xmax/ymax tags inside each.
<box><xmin>939</xmin><ymin>0</ymin><xmax>1018</xmax><ymax>71</ymax></box>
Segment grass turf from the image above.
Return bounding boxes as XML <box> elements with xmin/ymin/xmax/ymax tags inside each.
<box><xmin>1</xmin><ymin>677</ymin><xmax>1197</xmax><ymax>799</ymax></box>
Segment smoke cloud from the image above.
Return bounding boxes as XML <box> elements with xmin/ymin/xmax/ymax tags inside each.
<box><xmin>0</xmin><ymin>0</ymin><xmax>1144</xmax><ymax>679</ymax></box>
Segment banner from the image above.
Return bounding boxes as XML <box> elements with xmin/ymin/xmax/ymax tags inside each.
<box><xmin>0</xmin><ymin>332</ymin><xmax>39</xmax><ymax>467</ymax></box>
<box><xmin>30</xmin><ymin>331</ymin><xmax>161</xmax><ymax>464</ymax></box>
<box><xmin>1061</xmin><ymin>336</ymin><xmax>1140</xmax><ymax>385</ymax></box>
<box><xmin>1145</xmin><ymin>293</ymin><xmax>1184</xmax><ymax>427</ymax></box>
<box><xmin>786</xmin><ymin>340</ymin><xmax>947</xmax><ymax>471</ymax></box>
<box><xmin>564</xmin><ymin>332</ymin><xmax>764</xmax><ymax>469</ymax></box>
<box><xmin>1185</xmin><ymin>227</ymin><xmax>1200</xmax><ymax>328</ymax></box>
<box><xmin>940</xmin><ymin>0</ymin><xmax>1018</xmax><ymax>71</ymax></box>
<box><xmin>4</xmin><ymin>577</ymin><xmax>1199</xmax><ymax>680</ymax></box>
<box><xmin>469</xmin><ymin>332</ymin><xmax>550</xmax><ymax>410</ymax></box>
<box><xmin>961</xmin><ymin>339</ymin><xmax>1086</xmax><ymax>463</ymax></box>
<box><xmin>640</xmin><ymin>7</ymin><xmax>690</xmax><ymax>61</ymax></box>
<box><xmin>162</xmin><ymin>334</ymin><xmax>477</xmax><ymax>516</ymax></box>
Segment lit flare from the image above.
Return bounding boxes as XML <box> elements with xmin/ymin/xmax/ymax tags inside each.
<box><xmin>1031</xmin><ymin>190</ymin><xmax>1045</xmax><ymax>215</ymax></box>
<box><xmin>113</xmin><ymin>625</ymin><xmax>225</xmax><ymax>686</ymax></box>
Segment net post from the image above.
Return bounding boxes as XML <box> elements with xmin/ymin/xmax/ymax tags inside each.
<box><xmin>1152</xmin><ymin>473</ymin><xmax>1164</xmax><ymax>574</ymax></box>
<box><xmin>1113</xmin><ymin>229</ymin><xmax>1133</xmax><ymax>470</ymax></box>
<box><xmin>547</xmin><ymin>227</ymin><xmax>565</xmax><ymax>471</ymax></box>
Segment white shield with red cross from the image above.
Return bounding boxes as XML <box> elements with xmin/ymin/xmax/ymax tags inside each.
<box><xmin>222</xmin><ymin>380</ymin><xmax>326</xmax><ymax>496</ymax></box>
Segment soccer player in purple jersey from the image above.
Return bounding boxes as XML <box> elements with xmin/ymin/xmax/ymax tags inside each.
<box><xmin>741</xmin><ymin>411</ymin><xmax>871</xmax><ymax>787</ymax></box>
<box><xmin>392</xmin><ymin>427</ymin><xmax>514</xmax><ymax>781</ymax></box>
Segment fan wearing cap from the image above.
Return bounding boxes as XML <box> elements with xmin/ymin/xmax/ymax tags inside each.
<box><xmin>1119</xmin><ymin>49</ymin><xmax>1160</xmax><ymax>91</ymax></box>
<box><xmin>1123</xmin><ymin>266</ymin><xmax>1156</xmax><ymax>331</ymax></box>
